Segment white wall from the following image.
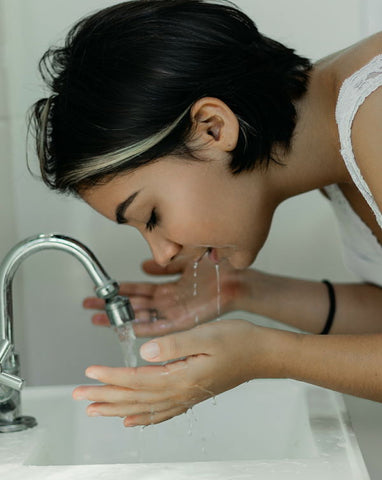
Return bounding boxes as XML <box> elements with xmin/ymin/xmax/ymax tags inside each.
<box><xmin>361</xmin><ymin>0</ymin><xmax>382</xmax><ymax>35</ymax></box>
<box><xmin>0</xmin><ymin>0</ymin><xmax>363</xmax><ymax>386</ymax></box>
<box><xmin>0</xmin><ymin>0</ymin><xmax>17</xmax><ymax>255</ymax></box>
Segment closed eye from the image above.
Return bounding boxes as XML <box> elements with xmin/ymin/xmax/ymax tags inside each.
<box><xmin>145</xmin><ymin>208</ymin><xmax>159</xmax><ymax>231</ymax></box>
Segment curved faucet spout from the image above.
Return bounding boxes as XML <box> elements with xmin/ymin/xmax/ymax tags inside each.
<box><xmin>0</xmin><ymin>233</ymin><xmax>134</xmax><ymax>431</ymax></box>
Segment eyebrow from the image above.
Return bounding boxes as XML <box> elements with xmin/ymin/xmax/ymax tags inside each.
<box><xmin>115</xmin><ymin>190</ymin><xmax>140</xmax><ymax>224</ymax></box>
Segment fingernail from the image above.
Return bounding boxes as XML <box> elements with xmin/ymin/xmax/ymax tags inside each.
<box><xmin>85</xmin><ymin>369</ymin><xmax>98</xmax><ymax>380</ymax></box>
<box><xmin>73</xmin><ymin>393</ymin><xmax>86</xmax><ymax>401</ymax></box>
<box><xmin>88</xmin><ymin>410</ymin><xmax>100</xmax><ymax>417</ymax></box>
<box><xmin>140</xmin><ymin>342</ymin><xmax>160</xmax><ymax>360</ymax></box>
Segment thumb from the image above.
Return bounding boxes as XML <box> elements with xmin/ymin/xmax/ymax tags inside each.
<box><xmin>140</xmin><ymin>326</ymin><xmax>210</xmax><ymax>362</ymax></box>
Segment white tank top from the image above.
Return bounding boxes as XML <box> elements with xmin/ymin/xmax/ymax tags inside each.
<box><xmin>324</xmin><ymin>54</ymin><xmax>382</xmax><ymax>287</ymax></box>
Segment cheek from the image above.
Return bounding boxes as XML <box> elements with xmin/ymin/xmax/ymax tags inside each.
<box><xmin>161</xmin><ymin>205</ymin><xmax>221</xmax><ymax>247</ymax></box>
<box><xmin>162</xmin><ymin>185</ymin><xmax>273</xmax><ymax>249</ymax></box>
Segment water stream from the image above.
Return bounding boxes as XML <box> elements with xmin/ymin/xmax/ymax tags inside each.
<box><xmin>215</xmin><ymin>263</ymin><xmax>221</xmax><ymax>320</ymax></box>
<box><xmin>193</xmin><ymin>261</ymin><xmax>199</xmax><ymax>325</ymax></box>
<box><xmin>111</xmin><ymin>256</ymin><xmax>222</xmax><ymax>458</ymax></box>
<box><xmin>113</xmin><ymin>322</ymin><xmax>137</xmax><ymax>367</ymax></box>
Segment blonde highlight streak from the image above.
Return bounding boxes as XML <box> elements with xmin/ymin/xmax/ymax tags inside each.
<box><xmin>66</xmin><ymin>105</ymin><xmax>192</xmax><ymax>185</ymax></box>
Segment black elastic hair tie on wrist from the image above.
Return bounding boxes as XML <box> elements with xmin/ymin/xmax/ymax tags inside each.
<box><xmin>320</xmin><ymin>280</ymin><xmax>336</xmax><ymax>335</ymax></box>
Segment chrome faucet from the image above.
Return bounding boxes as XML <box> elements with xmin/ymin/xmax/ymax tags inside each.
<box><xmin>0</xmin><ymin>233</ymin><xmax>134</xmax><ymax>433</ymax></box>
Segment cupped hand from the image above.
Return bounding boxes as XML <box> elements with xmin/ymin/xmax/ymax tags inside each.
<box><xmin>83</xmin><ymin>256</ymin><xmax>244</xmax><ymax>336</ymax></box>
<box><xmin>72</xmin><ymin>319</ymin><xmax>286</xmax><ymax>427</ymax></box>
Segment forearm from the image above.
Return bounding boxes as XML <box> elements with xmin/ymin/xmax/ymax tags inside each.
<box><xmin>236</xmin><ymin>270</ymin><xmax>382</xmax><ymax>334</ymax></box>
<box><xmin>266</xmin><ymin>327</ymin><xmax>382</xmax><ymax>402</ymax></box>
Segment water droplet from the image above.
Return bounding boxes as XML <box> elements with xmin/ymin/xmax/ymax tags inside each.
<box><xmin>193</xmin><ymin>261</ymin><xmax>198</xmax><ymax>297</ymax></box>
<box><xmin>193</xmin><ymin>261</ymin><xmax>199</xmax><ymax>324</ymax></box>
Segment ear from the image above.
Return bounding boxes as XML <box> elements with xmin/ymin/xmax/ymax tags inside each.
<box><xmin>190</xmin><ymin>97</ymin><xmax>239</xmax><ymax>152</ymax></box>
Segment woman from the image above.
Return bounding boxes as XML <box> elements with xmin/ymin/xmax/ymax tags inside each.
<box><xmin>30</xmin><ymin>0</ymin><xmax>382</xmax><ymax>427</ymax></box>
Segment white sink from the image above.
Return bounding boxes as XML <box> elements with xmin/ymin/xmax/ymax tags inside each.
<box><xmin>0</xmin><ymin>379</ymin><xmax>370</xmax><ymax>479</ymax></box>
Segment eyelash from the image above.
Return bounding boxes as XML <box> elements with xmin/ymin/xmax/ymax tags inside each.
<box><xmin>145</xmin><ymin>208</ymin><xmax>159</xmax><ymax>231</ymax></box>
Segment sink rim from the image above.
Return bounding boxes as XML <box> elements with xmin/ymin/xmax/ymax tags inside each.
<box><xmin>0</xmin><ymin>379</ymin><xmax>371</xmax><ymax>479</ymax></box>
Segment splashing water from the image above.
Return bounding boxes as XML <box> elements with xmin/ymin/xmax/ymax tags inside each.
<box><xmin>113</xmin><ymin>322</ymin><xmax>137</xmax><ymax>367</ymax></box>
<box><xmin>196</xmin><ymin>384</ymin><xmax>217</xmax><ymax>406</ymax></box>
<box><xmin>186</xmin><ymin>407</ymin><xmax>197</xmax><ymax>436</ymax></box>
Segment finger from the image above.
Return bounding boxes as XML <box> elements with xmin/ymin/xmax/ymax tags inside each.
<box><xmin>83</xmin><ymin>297</ymin><xmax>105</xmax><ymax>309</ymax></box>
<box><xmin>84</xmin><ymin>363</ymin><xmax>188</xmax><ymax>390</ymax></box>
<box><xmin>133</xmin><ymin>311</ymin><xmax>154</xmax><ymax>323</ymax></box>
<box><xmin>73</xmin><ymin>384</ymin><xmax>166</xmax><ymax>405</ymax></box>
<box><xmin>124</xmin><ymin>405</ymin><xmax>189</xmax><ymax>426</ymax></box>
<box><xmin>86</xmin><ymin>398</ymin><xmax>173</xmax><ymax>418</ymax></box>
<box><xmin>73</xmin><ymin>384</ymin><xmax>133</xmax><ymax>403</ymax></box>
<box><xmin>118</xmin><ymin>282</ymin><xmax>157</xmax><ymax>297</ymax></box>
<box><xmin>129</xmin><ymin>296</ymin><xmax>156</xmax><ymax>311</ymax></box>
<box><xmin>91</xmin><ymin>313</ymin><xmax>110</xmax><ymax>327</ymax></box>
<box><xmin>139</xmin><ymin>325</ymin><xmax>213</xmax><ymax>363</ymax></box>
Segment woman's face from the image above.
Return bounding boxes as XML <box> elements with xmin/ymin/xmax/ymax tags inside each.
<box><xmin>82</xmin><ymin>153</ymin><xmax>277</xmax><ymax>270</ymax></box>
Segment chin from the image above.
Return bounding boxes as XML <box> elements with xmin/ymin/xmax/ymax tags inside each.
<box><xmin>228</xmin><ymin>252</ymin><xmax>256</xmax><ymax>270</ymax></box>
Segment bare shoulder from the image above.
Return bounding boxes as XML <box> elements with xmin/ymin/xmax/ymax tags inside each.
<box><xmin>351</xmin><ymin>79</ymin><xmax>382</xmax><ymax>211</ymax></box>
<box><xmin>325</xmin><ymin>31</ymin><xmax>382</xmax><ymax>86</ymax></box>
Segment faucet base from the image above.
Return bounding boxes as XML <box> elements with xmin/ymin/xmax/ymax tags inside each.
<box><xmin>0</xmin><ymin>415</ymin><xmax>37</xmax><ymax>433</ymax></box>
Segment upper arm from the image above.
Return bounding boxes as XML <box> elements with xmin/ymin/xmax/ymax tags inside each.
<box><xmin>351</xmin><ymin>84</ymin><xmax>382</xmax><ymax>213</ymax></box>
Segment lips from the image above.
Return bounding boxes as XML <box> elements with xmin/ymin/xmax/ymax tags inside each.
<box><xmin>194</xmin><ymin>248</ymin><xmax>209</xmax><ymax>263</ymax></box>
<box><xmin>193</xmin><ymin>247</ymin><xmax>221</xmax><ymax>264</ymax></box>
<box><xmin>208</xmin><ymin>247</ymin><xmax>219</xmax><ymax>264</ymax></box>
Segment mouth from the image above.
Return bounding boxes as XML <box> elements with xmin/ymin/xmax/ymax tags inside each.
<box><xmin>194</xmin><ymin>247</ymin><xmax>224</xmax><ymax>265</ymax></box>
<box><xmin>194</xmin><ymin>248</ymin><xmax>210</xmax><ymax>263</ymax></box>
<box><xmin>207</xmin><ymin>247</ymin><xmax>219</xmax><ymax>264</ymax></box>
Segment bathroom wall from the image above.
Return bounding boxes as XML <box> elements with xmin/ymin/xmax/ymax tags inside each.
<box><xmin>0</xmin><ymin>1</ymin><xmax>18</xmax><ymax>258</ymax></box>
<box><xmin>0</xmin><ymin>0</ymin><xmax>24</xmax><ymax>350</ymax></box>
<box><xmin>361</xmin><ymin>0</ymin><xmax>382</xmax><ymax>35</ymax></box>
<box><xmin>0</xmin><ymin>0</ymin><xmax>363</xmax><ymax>386</ymax></box>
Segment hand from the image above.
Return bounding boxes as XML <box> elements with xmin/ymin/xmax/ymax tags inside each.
<box><xmin>72</xmin><ymin>319</ymin><xmax>287</xmax><ymax>426</ymax></box>
<box><xmin>83</xmin><ymin>256</ymin><xmax>245</xmax><ymax>336</ymax></box>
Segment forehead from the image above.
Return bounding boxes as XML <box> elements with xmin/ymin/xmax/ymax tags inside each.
<box><xmin>78</xmin><ymin>157</ymin><xmax>177</xmax><ymax>216</ymax></box>
<box><xmin>80</xmin><ymin>171</ymin><xmax>137</xmax><ymax>220</ymax></box>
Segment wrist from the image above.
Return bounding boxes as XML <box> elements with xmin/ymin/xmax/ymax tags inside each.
<box><xmin>228</xmin><ymin>268</ymin><xmax>277</xmax><ymax>314</ymax></box>
<box><xmin>220</xmin><ymin>268</ymin><xmax>249</xmax><ymax>313</ymax></box>
<box><xmin>247</xmin><ymin>324</ymin><xmax>301</xmax><ymax>380</ymax></box>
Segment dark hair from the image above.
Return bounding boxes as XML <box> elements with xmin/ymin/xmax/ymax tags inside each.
<box><xmin>29</xmin><ymin>0</ymin><xmax>312</xmax><ymax>194</ymax></box>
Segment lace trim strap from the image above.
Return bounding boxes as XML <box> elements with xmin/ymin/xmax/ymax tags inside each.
<box><xmin>335</xmin><ymin>54</ymin><xmax>382</xmax><ymax>229</ymax></box>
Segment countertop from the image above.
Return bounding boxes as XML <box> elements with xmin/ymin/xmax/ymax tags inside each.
<box><xmin>344</xmin><ymin>395</ymin><xmax>382</xmax><ymax>480</ymax></box>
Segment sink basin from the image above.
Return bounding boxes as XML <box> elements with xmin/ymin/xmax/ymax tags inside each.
<box><xmin>0</xmin><ymin>379</ymin><xmax>370</xmax><ymax>479</ymax></box>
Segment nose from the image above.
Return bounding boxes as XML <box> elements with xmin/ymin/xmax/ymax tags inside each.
<box><xmin>148</xmin><ymin>235</ymin><xmax>182</xmax><ymax>267</ymax></box>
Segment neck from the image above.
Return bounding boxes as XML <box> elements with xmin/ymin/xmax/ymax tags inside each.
<box><xmin>269</xmin><ymin>63</ymin><xmax>351</xmax><ymax>205</ymax></box>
